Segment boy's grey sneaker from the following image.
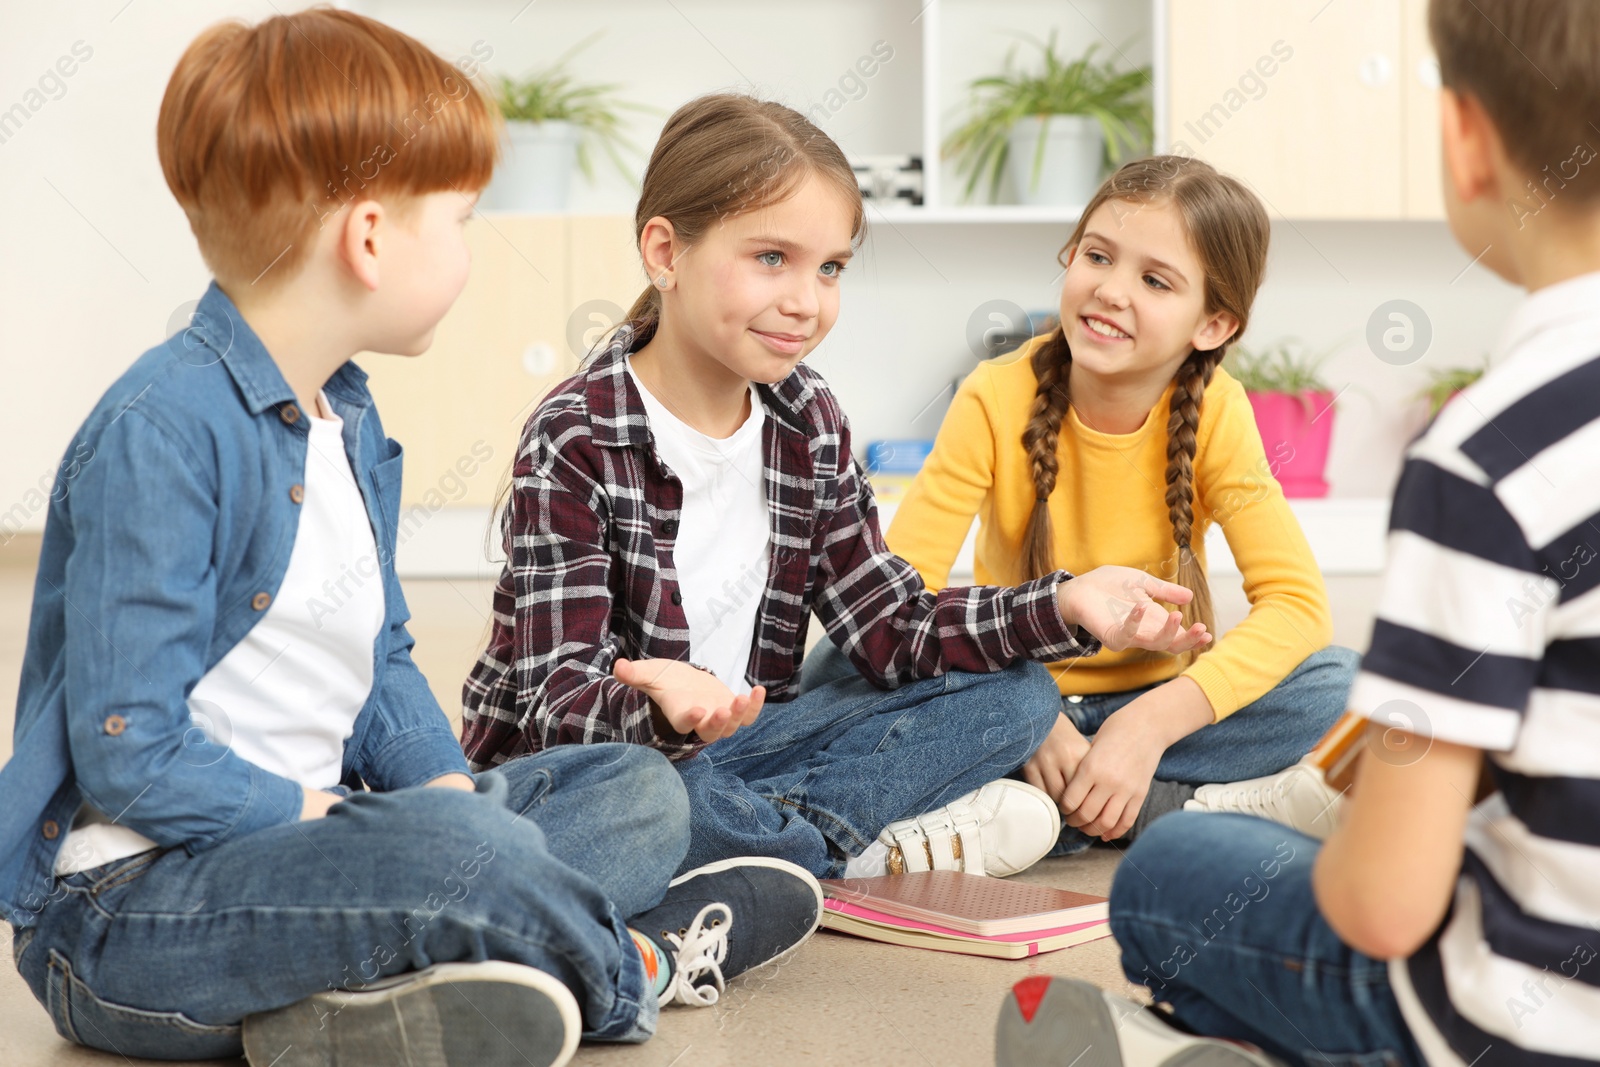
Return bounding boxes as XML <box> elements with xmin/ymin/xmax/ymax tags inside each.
<box><xmin>996</xmin><ymin>976</ymin><xmax>1287</xmax><ymax>1067</ymax></box>
<box><xmin>632</xmin><ymin>856</ymin><xmax>824</xmax><ymax>1006</ymax></box>
<box><xmin>242</xmin><ymin>960</ymin><xmax>580</xmax><ymax>1067</ymax></box>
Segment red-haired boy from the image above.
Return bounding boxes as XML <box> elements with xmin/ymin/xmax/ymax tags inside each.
<box><xmin>0</xmin><ymin>11</ymin><xmax>819</xmax><ymax>1066</ymax></box>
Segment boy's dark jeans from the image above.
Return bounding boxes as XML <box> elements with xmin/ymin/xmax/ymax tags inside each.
<box><xmin>1112</xmin><ymin>811</ymin><xmax>1426</xmax><ymax>1066</ymax></box>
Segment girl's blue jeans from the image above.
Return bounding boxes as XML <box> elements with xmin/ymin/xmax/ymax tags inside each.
<box><xmin>1049</xmin><ymin>645</ymin><xmax>1356</xmax><ymax>855</ymax></box>
<box><xmin>1112</xmin><ymin>811</ymin><xmax>1425</xmax><ymax>1066</ymax></box>
<box><xmin>802</xmin><ymin>641</ymin><xmax>1359</xmax><ymax>857</ymax></box>
<box><xmin>675</xmin><ymin>650</ymin><xmax>1064</xmax><ymax>878</ymax></box>
<box><xmin>1052</xmin><ymin>646</ymin><xmax>1359</xmax><ymax>783</ymax></box>
<box><xmin>11</xmin><ymin>744</ymin><xmax>684</xmax><ymax>1060</ymax></box>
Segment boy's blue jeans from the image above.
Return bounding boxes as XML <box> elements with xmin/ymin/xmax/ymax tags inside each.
<box><xmin>11</xmin><ymin>744</ymin><xmax>683</xmax><ymax>1060</ymax></box>
<box><xmin>676</xmin><ymin>653</ymin><xmax>1063</xmax><ymax>878</ymax></box>
<box><xmin>1112</xmin><ymin>811</ymin><xmax>1425</xmax><ymax>1067</ymax></box>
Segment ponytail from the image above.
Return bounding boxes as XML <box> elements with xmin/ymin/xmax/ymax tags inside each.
<box><xmin>608</xmin><ymin>283</ymin><xmax>662</xmax><ymax>360</ymax></box>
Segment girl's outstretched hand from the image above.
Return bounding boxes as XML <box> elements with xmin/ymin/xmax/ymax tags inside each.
<box><xmin>1055</xmin><ymin>566</ymin><xmax>1213</xmax><ymax>654</ymax></box>
<box><xmin>613</xmin><ymin>657</ymin><xmax>766</xmax><ymax>743</ymax></box>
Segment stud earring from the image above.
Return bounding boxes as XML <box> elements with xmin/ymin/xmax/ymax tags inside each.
<box><xmin>655</xmin><ymin>274</ymin><xmax>669</xmax><ymax>289</ymax></box>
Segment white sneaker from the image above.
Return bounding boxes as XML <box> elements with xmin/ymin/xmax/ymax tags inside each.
<box><xmin>873</xmin><ymin>779</ymin><xmax>1061</xmax><ymax>878</ymax></box>
<box><xmin>997</xmin><ymin>976</ymin><xmax>1287</xmax><ymax>1066</ymax></box>
<box><xmin>1183</xmin><ymin>761</ymin><xmax>1345</xmax><ymax>840</ymax></box>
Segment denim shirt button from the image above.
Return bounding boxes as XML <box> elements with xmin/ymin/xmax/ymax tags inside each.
<box><xmin>103</xmin><ymin>714</ymin><xmax>126</xmax><ymax>736</ymax></box>
<box><xmin>279</xmin><ymin>403</ymin><xmax>301</xmax><ymax>425</ymax></box>
<box><xmin>289</xmin><ymin>484</ymin><xmax>304</xmax><ymax>504</ymax></box>
<box><xmin>1066</xmin><ymin>694</ymin><xmax>1084</xmax><ymax>704</ymax></box>
<box><xmin>41</xmin><ymin>820</ymin><xmax>59</xmax><ymax>840</ymax></box>
<box><xmin>252</xmin><ymin>592</ymin><xmax>272</xmax><ymax>611</ymax></box>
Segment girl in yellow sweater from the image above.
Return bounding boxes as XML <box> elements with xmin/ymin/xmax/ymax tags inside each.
<box><xmin>805</xmin><ymin>155</ymin><xmax>1356</xmax><ymax>852</ymax></box>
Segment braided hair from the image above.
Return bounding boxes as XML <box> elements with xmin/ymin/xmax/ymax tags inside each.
<box><xmin>1160</xmin><ymin>348</ymin><xmax>1224</xmax><ymax>638</ymax></box>
<box><xmin>1018</xmin><ymin>155</ymin><xmax>1270</xmax><ymax>646</ymax></box>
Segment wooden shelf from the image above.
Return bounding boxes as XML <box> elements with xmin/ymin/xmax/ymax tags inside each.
<box><xmin>866</xmin><ymin>203</ymin><xmax>1087</xmax><ymax>225</ymax></box>
<box><xmin>474</xmin><ymin>204</ymin><xmax>1088</xmax><ymax>225</ymax></box>
<box><xmin>395</xmin><ymin>496</ymin><xmax>1393</xmax><ymax>579</ymax></box>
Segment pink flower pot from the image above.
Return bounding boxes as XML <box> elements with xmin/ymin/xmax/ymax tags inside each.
<box><xmin>1247</xmin><ymin>390</ymin><xmax>1335</xmax><ymax>498</ymax></box>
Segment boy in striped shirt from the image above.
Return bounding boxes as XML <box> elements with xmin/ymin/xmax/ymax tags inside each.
<box><xmin>996</xmin><ymin>1</ymin><xmax>1600</xmax><ymax>1064</ymax></box>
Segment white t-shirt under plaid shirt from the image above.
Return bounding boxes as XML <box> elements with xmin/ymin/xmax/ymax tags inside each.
<box><xmin>1349</xmin><ymin>270</ymin><xmax>1600</xmax><ymax>1066</ymax></box>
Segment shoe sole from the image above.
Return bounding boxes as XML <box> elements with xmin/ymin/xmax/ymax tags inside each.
<box><xmin>669</xmin><ymin>856</ymin><xmax>825</xmax><ymax>973</ymax></box>
<box><xmin>996</xmin><ymin>977</ymin><xmax>1276</xmax><ymax>1067</ymax></box>
<box><xmin>242</xmin><ymin>961</ymin><xmax>581</xmax><ymax>1067</ymax></box>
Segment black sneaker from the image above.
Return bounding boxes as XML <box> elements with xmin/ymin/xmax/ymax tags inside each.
<box><xmin>242</xmin><ymin>961</ymin><xmax>580</xmax><ymax>1067</ymax></box>
<box><xmin>631</xmin><ymin>856</ymin><xmax>824</xmax><ymax>1006</ymax></box>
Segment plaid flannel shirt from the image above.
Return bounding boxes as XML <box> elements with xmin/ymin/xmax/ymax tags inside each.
<box><xmin>460</xmin><ymin>326</ymin><xmax>1099</xmax><ymax>768</ymax></box>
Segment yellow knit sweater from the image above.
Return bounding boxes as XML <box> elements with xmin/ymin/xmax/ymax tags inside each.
<box><xmin>885</xmin><ymin>336</ymin><xmax>1332</xmax><ymax>720</ymax></box>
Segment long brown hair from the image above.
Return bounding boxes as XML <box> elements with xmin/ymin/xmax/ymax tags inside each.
<box><xmin>1019</xmin><ymin>155</ymin><xmax>1270</xmax><ymax>642</ymax></box>
<box><xmin>608</xmin><ymin>92</ymin><xmax>866</xmax><ymax>357</ymax></box>
<box><xmin>487</xmin><ymin>95</ymin><xmax>867</xmax><ymax>569</ymax></box>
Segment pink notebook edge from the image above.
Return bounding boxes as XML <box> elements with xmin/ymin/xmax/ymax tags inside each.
<box><xmin>821</xmin><ymin>906</ymin><xmax>1114</xmax><ymax>958</ymax></box>
<box><xmin>819</xmin><ymin>874</ymin><xmax>1108</xmax><ymax>936</ymax></box>
<box><xmin>823</xmin><ymin>898</ymin><xmax>1108</xmax><ymax>943</ymax></box>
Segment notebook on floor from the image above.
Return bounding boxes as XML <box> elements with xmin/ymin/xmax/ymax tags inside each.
<box><xmin>819</xmin><ymin>872</ymin><xmax>1110</xmax><ymax>959</ymax></box>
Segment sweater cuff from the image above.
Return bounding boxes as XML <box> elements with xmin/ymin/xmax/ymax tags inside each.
<box><xmin>1183</xmin><ymin>657</ymin><xmax>1238</xmax><ymax>721</ymax></box>
<box><xmin>646</xmin><ymin>732</ymin><xmax>707</xmax><ymax>761</ymax></box>
<box><xmin>1010</xmin><ymin>571</ymin><xmax>1102</xmax><ymax>661</ymax></box>
<box><xmin>640</xmin><ymin>698</ymin><xmax>709</xmax><ymax>762</ymax></box>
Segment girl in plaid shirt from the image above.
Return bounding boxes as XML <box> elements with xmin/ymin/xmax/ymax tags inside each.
<box><xmin>462</xmin><ymin>94</ymin><xmax>1210</xmax><ymax>881</ymax></box>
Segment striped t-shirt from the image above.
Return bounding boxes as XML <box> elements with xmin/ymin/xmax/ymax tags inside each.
<box><xmin>1349</xmin><ymin>269</ymin><xmax>1600</xmax><ymax>1066</ymax></box>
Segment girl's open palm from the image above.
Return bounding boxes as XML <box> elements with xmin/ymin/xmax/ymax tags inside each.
<box><xmin>1057</xmin><ymin>566</ymin><xmax>1213</xmax><ymax>654</ymax></box>
<box><xmin>612</xmin><ymin>657</ymin><xmax>765</xmax><ymax>743</ymax></box>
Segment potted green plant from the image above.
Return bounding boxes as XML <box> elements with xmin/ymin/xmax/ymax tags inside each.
<box><xmin>1415</xmin><ymin>359</ymin><xmax>1488</xmax><ymax>419</ymax></box>
<box><xmin>943</xmin><ymin>34</ymin><xmax>1151</xmax><ymax>207</ymax></box>
<box><xmin>1226</xmin><ymin>338</ymin><xmax>1338</xmax><ymax>498</ymax></box>
<box><xmin>488</xmin><ymin>34</ymin><xmax>648</xmax><ymax>212</ymax></box>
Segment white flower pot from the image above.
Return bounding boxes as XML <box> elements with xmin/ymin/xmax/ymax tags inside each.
<box><xmin>484</xmin><ymin>119</ymin><xmax>580</xmax><ymax>212</ymax></box>
<box><xmin>1006</xmin><ymin>115</ymin><xmax>1105</xmax><ymax>207</ymax></box>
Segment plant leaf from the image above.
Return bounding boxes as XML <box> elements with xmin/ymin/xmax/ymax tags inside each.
<box><xmin>941</xmin><ymin>31</ymin><xmax>1151</xmax><ymax>203</ymax></box>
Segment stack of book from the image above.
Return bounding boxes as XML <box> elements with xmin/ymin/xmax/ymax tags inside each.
<box><xmin>819</xmin><ymin>871</ymin><xmax>1110</xmax><ymax>960</ymax></box>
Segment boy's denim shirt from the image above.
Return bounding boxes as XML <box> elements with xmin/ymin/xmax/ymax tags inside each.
<box><xmin>0</xmin><ymin>282</ymin><xmax>470</xmax><ymax>928</ymax></box>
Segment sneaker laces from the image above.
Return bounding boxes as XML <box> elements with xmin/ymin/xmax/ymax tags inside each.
<box><xmin>659</xmin><ymin>903</ymin><xmax>732</xmax><ymax>1007</ymax></box>
<box><xmin>1207</xmin><ymin>781</ymin><xmax>1288</xmax><ymax>819</ymax></box>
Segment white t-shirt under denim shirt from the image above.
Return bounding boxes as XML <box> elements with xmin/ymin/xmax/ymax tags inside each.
<box><xmin>56</xmin><ymin>392</ymin><xmax>385</xmax><ymax>876</ymax></box>
<box><xmin>625</xmin><ymin>358</ymin><xmax>770</xmax><ymax>694</ymax></box>
<box><xmin>1349</xmin><ymin>270</ymin><xmax>1600</xmax><ymax>1065</ymax></box>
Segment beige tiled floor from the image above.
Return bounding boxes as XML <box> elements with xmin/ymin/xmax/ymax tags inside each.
<box><xmin>0</xmin><ymin>536</ymin><xmax>1379</xmax><ymax>1065</ymax></box>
